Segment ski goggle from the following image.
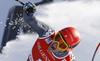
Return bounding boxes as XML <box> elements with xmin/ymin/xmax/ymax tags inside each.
<box><xmin>53</xmin><ymin>31</ymin><xmax>70</xmax><ymax>51</ymax></box>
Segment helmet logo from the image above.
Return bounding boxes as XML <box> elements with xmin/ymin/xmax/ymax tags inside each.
<box><xmin>65</xmin><ymin>35</ymin><xmax>67</xmax><ymax>37</ymax></box>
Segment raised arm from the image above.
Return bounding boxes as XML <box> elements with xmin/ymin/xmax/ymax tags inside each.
<box><xmin>23</xmin><ymin>1</ymin><xmax>54</xmax><ymax>38</ymax></box>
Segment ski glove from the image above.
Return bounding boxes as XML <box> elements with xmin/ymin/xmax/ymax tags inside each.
<box><xmin>23</xmin><ymin>1</ymin><xmax>36</xmax><ymax>16</ymax></box>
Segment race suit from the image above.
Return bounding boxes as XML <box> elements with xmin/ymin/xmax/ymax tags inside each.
<box><xmin>23</xmin><ymin>11</ymin><xmax>75</xmax><ymax>61</ymax></box>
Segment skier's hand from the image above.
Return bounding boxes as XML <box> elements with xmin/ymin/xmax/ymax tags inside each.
<box><xmin>23</xmin><ymin>1</ymin><xmax>36</xmax><ymax>16</ymax></box>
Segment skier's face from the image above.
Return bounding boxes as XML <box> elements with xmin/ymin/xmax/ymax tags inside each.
<box><xmin>48</xmin><ymin>41</ymin><xmax>62</xmax><ymax>53</ymax></box>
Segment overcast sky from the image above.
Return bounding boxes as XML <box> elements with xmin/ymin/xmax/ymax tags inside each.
<box><xmin>0</xmin><ymin>0</ymin><xmax>100</xmax><ymax>61</ymax></box>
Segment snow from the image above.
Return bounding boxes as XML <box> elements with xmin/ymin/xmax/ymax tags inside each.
<box><xmin>0</xmin><ymin>34</ymin><xmax>38</xmax><ymax>61</ymax></box>
<box><xmin>0</xmin><ymin>0</ymin><xmax>100</xmax><ymax>61</ymax></box>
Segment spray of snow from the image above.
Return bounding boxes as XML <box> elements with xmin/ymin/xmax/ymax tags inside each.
<box><xmin>0</xmin><ymin>1</ymin><xmax>100</xmax><ymax>61</ymax></box>
<box><xmin>0</xmin><ymin>34</ymin><xmax>38</xmax><ymax>61</ymax></box>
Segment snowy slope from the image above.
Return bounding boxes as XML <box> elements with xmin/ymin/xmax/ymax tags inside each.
<box><xmin>0</xmin><ymin>0</ymin><xmax>100</xmax><ymax>61</ymax></box>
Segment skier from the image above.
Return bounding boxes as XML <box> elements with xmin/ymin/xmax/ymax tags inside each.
<box><xmin>23</xmin><ymin>1</ymin><xmax>81</xmax><ymax>61</ymax></box>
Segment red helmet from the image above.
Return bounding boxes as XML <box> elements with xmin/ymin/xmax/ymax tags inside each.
<box><xmin>59</xmin><ymin>27</ymin><xmax>81</xmax><ymax>50</ymax></box>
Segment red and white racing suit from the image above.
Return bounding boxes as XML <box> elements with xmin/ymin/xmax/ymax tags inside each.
<box><xmin>23</xmin><ymin>10</ymin><xmax>75</xmax><ymax>61</ymax></box>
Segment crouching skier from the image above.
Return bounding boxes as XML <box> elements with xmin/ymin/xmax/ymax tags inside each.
<box><xmin>23</xmin><ymin>1</ymin><xmax>81</xmax><ymax>61</ymax></box>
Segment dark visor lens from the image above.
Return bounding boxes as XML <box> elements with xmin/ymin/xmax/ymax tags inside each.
<box><xmin>54</xmin><ymin>33</ymin><xmax>68</xmax><ymax>49</ymax></box>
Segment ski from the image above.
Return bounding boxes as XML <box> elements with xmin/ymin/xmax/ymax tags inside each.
<box><xmin>92</xmin><ymin>42</ymin><xmax>100</xmax><ymax>61</ymax></box>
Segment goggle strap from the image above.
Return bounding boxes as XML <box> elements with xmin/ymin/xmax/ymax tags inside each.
<box><xmin>59</xmin><ymin>31</ymin><xmax>70</xmax><ymax>47</ymax></box>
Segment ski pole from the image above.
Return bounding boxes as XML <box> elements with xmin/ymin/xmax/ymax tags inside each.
<box><xmin>92</xmin><ymin>42</ymin><xmax>100</xmax><ymax>61</ymax></box>
<box><xmin>15</xmin><ymin>0</ymin><xmax>25</xmax><ymax>6</ymax></box>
